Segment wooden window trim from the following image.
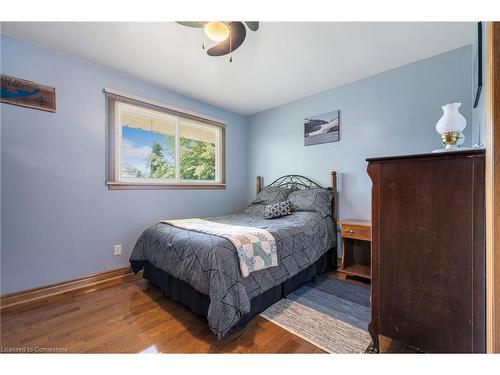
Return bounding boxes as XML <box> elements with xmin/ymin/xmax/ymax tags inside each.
<box><xmin>106</xmin><ymin>90</ymin><xmax>226</xmax><ymax>190</ymax></box>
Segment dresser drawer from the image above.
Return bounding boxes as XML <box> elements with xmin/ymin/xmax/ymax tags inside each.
<box><xmin>341</xmin><ymin>224</ymin><xmax>371</xmax><ymax>241</ymax></box>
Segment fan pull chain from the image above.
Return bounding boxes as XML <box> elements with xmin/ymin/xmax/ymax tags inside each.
<box><xmin>202</xmin><ymin>41</ymin><xmax>205</xmax><ymax>50</ymax></box>
<box><xmin>229</xmin><ymin>25</ymin><xmax>233</xmax><ymax>63</ymax></box>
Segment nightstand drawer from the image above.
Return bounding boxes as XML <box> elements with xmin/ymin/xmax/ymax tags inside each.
<box><xmin>341</xmin><ymin>225</ymin><xmax>371</xmax><ymax>241</ymax></box>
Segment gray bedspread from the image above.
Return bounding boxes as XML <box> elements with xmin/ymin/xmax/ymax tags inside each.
<box><xmin>129</xmin><ymin>211</ymin><xmax>336</xmax><ymax>339</ymax></box>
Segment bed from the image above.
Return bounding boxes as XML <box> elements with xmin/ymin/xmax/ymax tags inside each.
<box><xmin>129</xmin><ymin>172</ymin><xmax>338</xmax><ymax>339</ymax></box>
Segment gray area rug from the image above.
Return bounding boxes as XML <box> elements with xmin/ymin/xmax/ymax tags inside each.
<box><xmin>260</xmin><ymin>276</ymin><xmax>372</xmax><ymax>353</ymax></box>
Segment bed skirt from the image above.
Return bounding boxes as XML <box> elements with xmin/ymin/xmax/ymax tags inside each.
<box><xmin>133</xmin><ymin>246</ymin><xmax>337</xmax><ymax>335</ymax></box>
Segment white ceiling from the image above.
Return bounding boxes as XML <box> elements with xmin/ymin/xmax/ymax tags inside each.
<box><xmin>1</xmin><ymin>22</ymin><xmax>474</xmax><ymax>115</ymax></box>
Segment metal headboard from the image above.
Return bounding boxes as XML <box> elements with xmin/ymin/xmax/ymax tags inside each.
<box><xmin>255</xmin><ymin>172</ymin><xmax>337</xmax><ymax>227</ymax></box>
<box><xmin>268</xmin><ymin>174</ymin><xmax>323</xmax><ymax>190</ymax></box>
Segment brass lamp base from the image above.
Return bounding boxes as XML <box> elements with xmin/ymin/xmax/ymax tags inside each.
<box><xmin>433</xmin><ymin>131</ymin><xmax>463</xmax><ymax>152</ymax></box>
<box><xmin>441</xmin><ymin>131</ymin><xmax>460</xmax><ymax>149</ymax></box>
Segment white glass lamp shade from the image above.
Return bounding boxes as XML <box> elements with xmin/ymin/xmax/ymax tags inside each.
<box><xmin>435</xmin><ymin>103</ymin><xmax>467</xmax><ymax>134</ymax></box>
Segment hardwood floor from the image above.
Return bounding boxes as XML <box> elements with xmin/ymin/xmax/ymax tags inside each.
<box><xmin>1</xmin><ymin>272</ymin><xmax>417</xmax><ymax>353</ymax></box>
<box><xmin>0</xmin><ymin>277</ymin><xmax>325</xmax><ymax>353</ymax></box>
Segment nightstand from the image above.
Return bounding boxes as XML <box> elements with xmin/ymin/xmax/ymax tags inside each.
<box><xmin>338</xmin><ymin>220</ymin><xmax>372</xmax><ymax>281</ymax></box>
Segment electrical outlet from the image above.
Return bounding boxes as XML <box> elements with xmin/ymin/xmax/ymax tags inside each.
<box><xmin>113</xmin><ymin>244</ymin><xmax>122</xmax><ymax>256</ymax></box>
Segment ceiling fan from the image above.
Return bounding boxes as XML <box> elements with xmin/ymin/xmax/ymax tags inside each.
<box><xmin>176</xmin><ymin>21</ymin><xmax>259</xmax><ymax>62</ymax></box>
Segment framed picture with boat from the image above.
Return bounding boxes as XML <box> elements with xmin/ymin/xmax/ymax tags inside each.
<box><xmin>304</xmin><ymin>110</ymin><xmax>340</xmax><ymax>146</ymax></box>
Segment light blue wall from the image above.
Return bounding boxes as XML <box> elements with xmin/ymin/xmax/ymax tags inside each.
<box><xmin>247</xmin><ymin>46</ymin><xmax>473</xmax><ymax>222</ymax></box>
<box><xmin>0</xmin><ymin>35</ymin><xmax>249</xmax><ymax>294</ymax></box>
<box><xmin>472</xmin><ymin>22</ymin><xmax>488</xmax><ymax>146</ymax></box>
<box><xmin>0</xmin><ymin>35</ymin><xmax>474</xmax><ymax>294</ymax></box>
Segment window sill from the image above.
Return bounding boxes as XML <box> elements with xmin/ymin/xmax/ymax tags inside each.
<box><xmin>107</xmin><ymin>182</ymin><xmax>226</xmax><ymax>190</ymax></box>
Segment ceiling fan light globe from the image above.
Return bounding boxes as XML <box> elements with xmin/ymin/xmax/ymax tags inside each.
<box><xmin>204</xmin><ymin>22</ymin><xmax>230</xmax><ymax>42</ymax></box>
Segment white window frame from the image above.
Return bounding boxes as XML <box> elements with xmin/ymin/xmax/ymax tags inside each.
<box><xmin>107</xmin><ymin>92</ymin><xmax>225</xmax><ymax>190</ymax></box>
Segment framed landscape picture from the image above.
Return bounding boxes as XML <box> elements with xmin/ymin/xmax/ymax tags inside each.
<box><xmin>304</xmin><ymin>110</ymin><xmax>340</xmax><ymax>146</ymax></box>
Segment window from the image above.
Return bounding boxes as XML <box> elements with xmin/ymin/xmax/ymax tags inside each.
<box><xmin>106</xmin><ymin>91</ymin><xmax>225</xmax><ymax>189</ymax></box>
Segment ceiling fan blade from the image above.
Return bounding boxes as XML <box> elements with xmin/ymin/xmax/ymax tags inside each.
<box><xmin>176</xmin><ymin>21</ymin><xmax>206</xmax><ymax>28</ymax></box>
<box><xmin>207</xmin><ymin>22</ymin><xmax>246</xmax><ymax>56</ymax></box>
<box><xmin>244</xmin><ymin>22</ymin><xmax>259</xmax><ymax>31</ymax></box>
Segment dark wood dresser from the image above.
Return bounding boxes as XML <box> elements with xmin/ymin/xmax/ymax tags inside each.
<box><xmin>367</xmin><ymin>149</ymin><xmax>485</xmax><ymax>353</ymax></box>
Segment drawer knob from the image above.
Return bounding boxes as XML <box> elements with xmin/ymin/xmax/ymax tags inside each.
<box><xmin>346</xmin><ymin>229</ymin><xmax>353</xmax><ymax>233</ymax></box>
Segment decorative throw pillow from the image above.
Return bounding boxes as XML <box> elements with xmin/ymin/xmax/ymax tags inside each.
<box><xmin>264</xmin><ymin>201</ymin><xmax>292</xmax><ymax>219</ymax></box>
<box><xmin>287</xmin><ymin>188</ymin><xmax>333</xmax><ymax>218</ymax></box>
<box><xmin>244</xmin><ymin>185</ymin><xmax>297</xmax><ymax>216</ymax></box>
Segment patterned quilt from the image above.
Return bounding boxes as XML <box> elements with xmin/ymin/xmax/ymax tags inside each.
<box><xmin>130</xmin><ymin>211</ymin><xmax>336</xmax><ymax>339</ymax></box>
<box><xmin>161</xmin><ymin>218</ymin><xmax>278</xmax><ymax>277</ymax></box>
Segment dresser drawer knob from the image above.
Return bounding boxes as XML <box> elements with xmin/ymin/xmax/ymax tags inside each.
<box><xmin>345</xmin><ymin>229</ymin><xmax>353</xmax><ymax>233</ymax></box>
